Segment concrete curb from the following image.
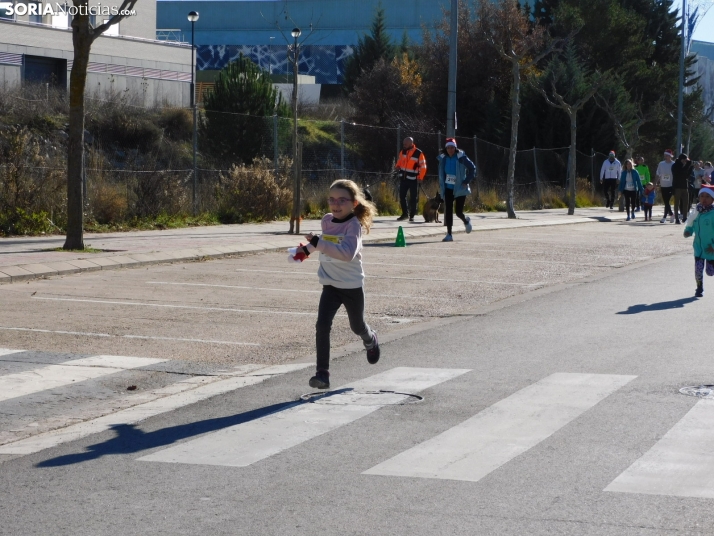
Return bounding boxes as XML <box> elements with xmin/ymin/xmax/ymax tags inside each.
<box><xmin>0</xmin><ymin>212</ymin><xmax>628</xmax><ymax>284</ymax></box>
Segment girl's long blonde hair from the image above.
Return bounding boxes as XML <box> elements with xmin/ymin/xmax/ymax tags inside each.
<box><xmin>330</xmin><ymin>179</ymin><xmax>378</xmax><ymax>233</ymax></box>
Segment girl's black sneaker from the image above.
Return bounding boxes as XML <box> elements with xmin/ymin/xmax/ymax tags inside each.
<box><xmin>696</xmin><ymin>286</ymin><xmax>704</xmax><ymax>298</ymax></box>
<box><xmin>366</xmin><ymin>333</ymin><xmax>380</xmax><ymax>364</ymax></box>
<box><xmin>309</xmin><ymin>370</ymin><xmax>330</xmax><ymax>389</ymax></box>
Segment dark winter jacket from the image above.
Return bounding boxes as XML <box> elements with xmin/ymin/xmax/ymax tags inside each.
<box><xmin>671</xmin><ymin>159</ymin><xmax>694</xmax><ymax>189</ymax></box>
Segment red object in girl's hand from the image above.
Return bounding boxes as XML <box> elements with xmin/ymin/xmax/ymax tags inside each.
<box><xmin>293</xmin><ymin>244</ymin><xmax>308</xmax><ymax>262</ymax></box>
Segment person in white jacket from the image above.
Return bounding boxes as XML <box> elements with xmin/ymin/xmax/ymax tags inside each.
<box><xmin>656</xmin><ymin>149</ymin><xmax>675</xmax><ymax>223</ymax></box>
<box><xmin>600</xmin><ymin>151</ymin><xmax>622</xmax><ymax>209</ymax></box>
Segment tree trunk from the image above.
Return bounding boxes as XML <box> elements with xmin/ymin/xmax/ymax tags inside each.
<box><xmin>63</xmin><ymin>21</ymin><xmax>91</xmax><ymax>250</ymax></box>
<box><xmin>568</xmin><ymin>111</ymin><xmax>576</xmax><ymax>216</ymax></box>
<box><xmin>506</xmin><ymin>60</ymin><xmax>520</xmax><ymax>219</ymax></box>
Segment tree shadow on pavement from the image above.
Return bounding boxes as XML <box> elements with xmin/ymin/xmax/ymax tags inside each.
<box><xmin>36</xmin><ymin>388</ymin><xmax>352</xmax><ymax>467</ymax></box>
<box><xmin>616</xmin><ymin>297</ymin><xmax>698</xmax><ymax>315</ymax></box>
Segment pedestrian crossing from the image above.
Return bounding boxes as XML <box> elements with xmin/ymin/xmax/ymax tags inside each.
<box><xmin>1</xmin><ymin>350</ymin><xmax>714</xmax><ymax>500</ymax></box>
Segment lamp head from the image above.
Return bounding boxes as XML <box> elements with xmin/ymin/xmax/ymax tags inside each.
<box><xmin>291</xmin><ymin>28</ymin><xmax>301</xmax><ymax>38</ymax></box>
<box><xmin>187</xmin><ymin>11</ymin><xmax>199</xmax><ymax>22</ymax></box>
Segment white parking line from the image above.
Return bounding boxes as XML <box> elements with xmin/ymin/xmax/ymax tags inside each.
<box><xmin>605</xmin><ymin>399</ymin><xmax>714</xmax><ymax>498</ymax></box>
<box><xmin>364</xmin><ymin>373</ymin><xmax>636</xmax><ymax>482</ymax></box>
<box><xmin>0</xmin><ymin>355</ymin><xmax>167</xmax><ymax>403</ymax></box>
<box><xmin>231</xmin><ymin>269</ymin><xmax>541</xmax><ymax>286</ymax></box>
<box><xmin>138</xmin><ymin>367</ymin><xmax>470</xmax><ymax>468</ymax></box>
<box><xmin>145</xmin><ymin>281</ymin><xmax>443</xmax><ymax>301</ymax></box>
<box><xmin>31</xmin><ymin>296</ymin><xmax>318</xmax><ymax>316</ymax></box>
<box><xmin>0</xmin><ymin>348</ymin><xmax>25</xmax><ymax>357</ymax></box>
<box><xmin>0</xmin><ymin>326</ymin><xmax>258</xmax><ymax>346</ymax></box>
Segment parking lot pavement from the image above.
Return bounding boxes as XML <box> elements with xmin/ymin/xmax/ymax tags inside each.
<box><xmin>0</xmin><ymin>218</ymin><xmax>690</xmax><ymax>368</ymax></box>
<box><xmin>0</xmin><ymin>207</ymin><xmax>627</xmax><ymax>283</ymax></box>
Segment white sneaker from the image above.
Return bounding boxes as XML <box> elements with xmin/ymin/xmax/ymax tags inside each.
<box><xmin>442</xmin><ymin>233</ymin><xmax>453</xmax><ymax>242</ymax></box>
<box><xmin>669</xmin><ymin>215</ymin><xmax>675</xmax><ymax>223</ymax></box>
<box><xmin>464</xmin><ymin>216</ymin><xmax>472</xmax><ymax>233</ymax></box>
<box><xmin>660</xmin><ymin>217</ymin><xmax>666</xmax><ymax>223</ymax></box>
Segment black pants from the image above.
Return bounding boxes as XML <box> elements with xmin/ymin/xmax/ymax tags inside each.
<box><xmin>315</xmin><ymin>285</ymin><xmax>373</xmax><ymax>371</ymax></box>
<box><xmin>674</xmin><ymin>188</ymin><xmax>689</xmax><ymax>220</ymax></box>
<box><xmin>444</xmin><ymin>188</ymin><xmax>466</xmax><ymax>234</ymax></box>
<box><xmin>603</xmin><ymin>180</ymin><xmax>617</xmax><ymax>207</ymax></box>
<box><xmin>623</xmin><ymin>190</ymin><xmax>637</xmax><ymax>214</ymax></box>
<box><xmin>661</xmin><ymin>187</ymin><xmax>674</xmax><ymax>217</ymax></box>
<box><xmin>399</xmin><ymin>177</ymin><xmax>418</xmax><ymax>218</ymax></box>
<box><xmin>643</xmin><ymin>203</ymin><xmax>653</xmax><ymax>219</ymax></box>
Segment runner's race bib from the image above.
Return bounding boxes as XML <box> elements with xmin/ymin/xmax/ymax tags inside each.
<box><xmin>445</xmin><ymin>174</ymin><xmax>456</xmax><ymax>185</ymax></box>
<box><xmin>321</xmin><ymin>234</ymin><xmax>342</xmax><ymax>244</ymax></box>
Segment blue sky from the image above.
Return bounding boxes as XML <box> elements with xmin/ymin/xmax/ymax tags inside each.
<box><xmin>692</xmin><ymin>1</ymin><xmax>714</xmax><ymax>43</ymax></box>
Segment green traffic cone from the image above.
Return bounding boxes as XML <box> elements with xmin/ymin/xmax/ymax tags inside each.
<box><xmin>395</xmin><ymin>226</ymin><xmax>406</xmax><ymax>247</ymax></box>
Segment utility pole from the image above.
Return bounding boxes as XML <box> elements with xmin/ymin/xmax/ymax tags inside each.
<box><xmin>188</xmin><ymin>11</ymin><xmax>199</xmax><ymax>216</ymax></box>
<box><xmin>446</xmin><ymin>0</ymin><xmax>458</xmax><ymax>137</ymax></box>
<box><xmin>677</xmin><ymin>0</ymin><xmax>687</xmax><ymax>155</ymax></box>
<box><xmin>291</xmin><ymin>28</ymin><xmax>301</xmax><ymax>234</ymax></box>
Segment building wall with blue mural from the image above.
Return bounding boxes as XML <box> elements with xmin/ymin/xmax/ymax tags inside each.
<box><xmin>158</xmin><ymin>0</ymin><xmax>450</xmax><ymax>84</ymax></box>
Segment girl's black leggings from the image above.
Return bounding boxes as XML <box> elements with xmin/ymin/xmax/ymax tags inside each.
<box><xmin>315</xmin><ymin>285</ymin><xmax>374</xmax><ymax>371</ymax></box>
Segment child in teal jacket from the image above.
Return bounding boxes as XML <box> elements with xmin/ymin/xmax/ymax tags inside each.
<box><xmin>683</xmin><ymin>184</ymin><xmax>714</xmax><ymax>297</ymax></box>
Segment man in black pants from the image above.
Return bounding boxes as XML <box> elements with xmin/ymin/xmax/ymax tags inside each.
<box><xmin>395</xmin><ymin>137</ymin><xmax>427</xmax><ymax>222</ymax></box>
<box><xmin>599</xmin><ymin>151</ymin><xmax>622</xmax><ymax>209</ymax></box>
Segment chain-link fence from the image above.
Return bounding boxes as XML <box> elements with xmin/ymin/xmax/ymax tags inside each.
<box><xmin>1</xmin><ymin>107</ymin><xmax>616</xmax><ymax>228</ymax></box>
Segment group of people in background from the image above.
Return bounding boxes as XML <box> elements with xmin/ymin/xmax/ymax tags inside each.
<box><xmin>600</xmin><ymin>149</ymin><xmax>713</xmax><ymax>223</ymax></box>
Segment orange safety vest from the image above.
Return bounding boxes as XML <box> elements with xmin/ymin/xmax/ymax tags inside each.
<box><xmin>396</xmin><ymin>146</ymin><xmax>427</xmax><ymax>181</ymax></box>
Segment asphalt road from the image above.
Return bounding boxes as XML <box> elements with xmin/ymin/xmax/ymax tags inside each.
<box><xmin>1</xmin><ymin>219</ymin><xmax>712</xmax><ymax>535</ymax></box>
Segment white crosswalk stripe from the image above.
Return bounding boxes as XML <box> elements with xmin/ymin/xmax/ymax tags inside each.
<box><xmin>0</xmin><ymin>347</ymin><xmax>313</xmax><ymax>460</ymax></box>
<box><xmin>137</xmin><ymin>367</ymin><xmax>470</xmax><ymax>467</ymax></box>
<box><xmin>605</xmin><ymin>399</ymin><xmax>714</xmax><ymax>499</ymax></box>
<box><xmin>0</xmin><ymin>353</ymin><xmax>167</xmax><ymax>403</ymax></box>
<box><xmin>363</xmin><ymin>373</ymin><xmax>637</xmax><ymax>482</ymax></box>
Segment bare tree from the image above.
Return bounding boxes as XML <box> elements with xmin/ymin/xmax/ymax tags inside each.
<box><xmin>479</xmin><ymin>0</ymin><xmax>562</xmax><ymax>219</ymax></box>
<box><xmin>64</xmin><ymin>0</ymin><xmax>138</xmax><ymax>250</ymax></box>
<box><xmin>594</xmin><ymin>81</ymin><xmax>662</xmax><ymax>160</ymax></box>
<box><xmin>535</xmin><ymin>45</ymin><xmax>606</xmax><ymax>215</ymax></box>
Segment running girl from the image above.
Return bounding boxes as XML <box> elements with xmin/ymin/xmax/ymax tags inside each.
<box><xmin>684</xmin><ymin>184</ymin><xmax>714</xmax><ymax>297</ymax></box>
<box><xmin>299</xmin><ymin>179</ymin><xmax>380</xmax><ymax>389</ymax></box>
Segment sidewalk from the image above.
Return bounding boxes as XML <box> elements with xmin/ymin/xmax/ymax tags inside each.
<box><xmin>0</xmin><ymin>208</ymin><xmax>628</xmax><ymax>284</ymax></box>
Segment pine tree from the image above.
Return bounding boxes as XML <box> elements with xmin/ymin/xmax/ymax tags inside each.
<box><xmin>342</xmin><ymin>3</ymin><xmax>396</xmax><ymax>92</ymax></box>
<box><xmin>202</xmin><ymin>54</ymin><xmax>289</xmax><ymax>164</ymax></box>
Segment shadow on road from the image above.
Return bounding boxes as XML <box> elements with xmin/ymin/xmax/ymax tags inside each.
<box><xmin>36</xmin><ymin>388</ymin><xmax>353</xmax><ymax>467</ymax></box>
<box><xmin>616</xmin><ymin>297</ymin><xmax>698</xmax><ymax>315</ymax></box>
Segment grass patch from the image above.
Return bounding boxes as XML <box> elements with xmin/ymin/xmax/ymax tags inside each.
<box><xmin>84</xmin><ymin>212</ymin><xmax>221</xmax><ymax>233</ymax></box>
<box><xmin>50</xmin><ymin>246</ymin><xmax>104</xmax><ymax>253</ymax></box>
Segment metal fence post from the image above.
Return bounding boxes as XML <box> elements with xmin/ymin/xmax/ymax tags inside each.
<box><xmin>273</xmin><ymin>114</ymin><xmax>278</xmax><ymax>175</ymax></box>
<box><xmin>397</xmin><ymin>125</ymin><xmax>401</xmax><ymax>156</ymax></box>
<box><xmin>533</xmin><ymin>147</ymin><xmax>542</xmax><ymax>209</ymax></box>
<box><xmin>473</xmin><ymin>135</ymin><xmax>480</xmax><ymax>199</ymax></box>
<box><xmin>590</xmin><ymin>148</ymin><xmax>595</xmax><ymax>197</ymax></box>
<box><xmin>341</xmin><ymin>119</ymin><xmax>345</xmax><ymax>177</ymax></box>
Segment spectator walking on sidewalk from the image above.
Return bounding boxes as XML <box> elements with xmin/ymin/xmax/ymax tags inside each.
<box><xmin>600</xmin><ymin>151</ymin><xmax>622</xmax><ymax>209</ymax></box>
<box><xmin>683</xmin><ymin>184</ymin><xmax>714</xmax><ymax>297</ymax></box>
<box><xmin>671</xmin><ymin>153</ymin><xmax>693</xmax><ymax>224</ymax></box>
<box><xmin>619</xmin><ymin>159</ymin><xmax>643</xmax><ymax>221</ymax></box>
<box><xmin>634</xmin><ymin>156</ymin><xmax>651</xmax><ymax>212</ymax></box>
<box><xmin>656</xmin><ymin>149</ymin><xmax>675</xmax><ymax>223</ymax></box>
<box><xmin>395</xmin><ymin>137</ymin><xmax>427</xmax><ymax>223</ymax></box>
<box><xmin>438</xmin><ymin>138</ymin><xmax>476</xmax><ymax>242</ymax></box>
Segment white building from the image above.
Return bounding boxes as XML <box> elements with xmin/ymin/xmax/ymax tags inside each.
<box><xmin>0</xmin><ymin>0</ymin><xmax>193</xmax><ymax>106</ymax></box>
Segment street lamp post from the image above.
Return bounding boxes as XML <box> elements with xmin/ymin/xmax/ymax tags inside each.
<box><xmin>188</xmin><ymin>11</ymin><xmax>199</xmax><ymax>216</ymax></box>
<box><xmin>291</xmin><ymin>27</ymin><xmax>301</xmax><ymax>234</ymax></box>
<box><xmin>269</xmin><ymin>36</ymin><xmax>275</xmax><ymax>76</ymax></box>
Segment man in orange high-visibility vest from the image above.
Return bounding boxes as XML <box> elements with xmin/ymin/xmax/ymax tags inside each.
<box><xmin>395</xmin><ymin>137</ymin><xmax>427</xmax><ymax>222</ymax></box>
